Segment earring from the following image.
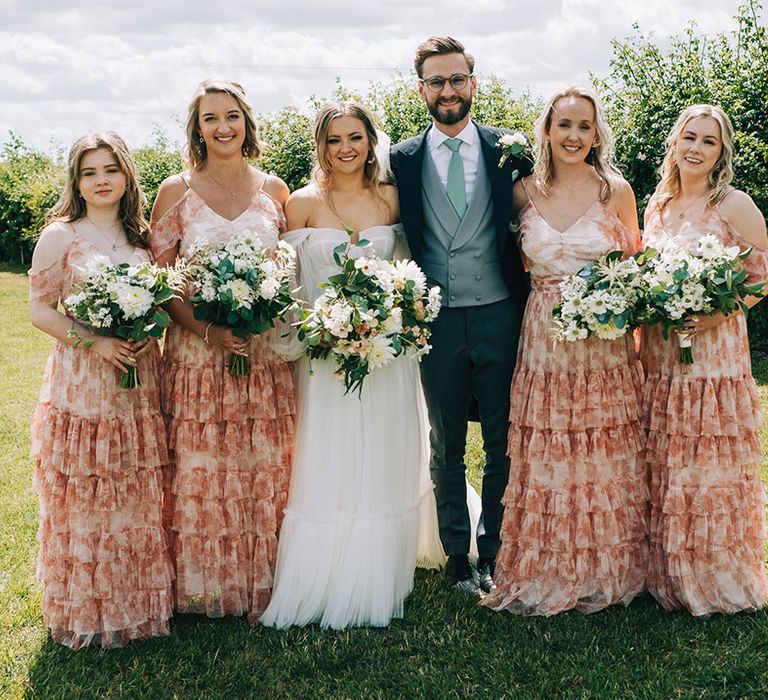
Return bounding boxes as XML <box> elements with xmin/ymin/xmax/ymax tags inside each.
<box><xmin>367</xmin><ymin>152</ymin><xmax>375</xmax><ymax>164</ymax></box>
<box><xmin>199</xmin><ymin>135</ymin><xmax>204</xmax><ymax>143</ymax></box>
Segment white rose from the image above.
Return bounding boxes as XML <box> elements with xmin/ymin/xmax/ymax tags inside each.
<box><xmin>258</xmin><ymin>277</ymin><xmax>280</xmax><ymax>300</ymax></box>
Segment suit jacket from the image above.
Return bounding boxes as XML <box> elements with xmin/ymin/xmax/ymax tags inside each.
<box><xmin>389</xmin><ymin>121</ymin><xmax>533</xmax><ymax>309</ymax></box>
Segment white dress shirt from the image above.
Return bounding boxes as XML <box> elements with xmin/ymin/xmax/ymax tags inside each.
<box><xmin>427</xmin><ymin>121</ymin><xmax>481</xmax><ymax>205</ymax></box>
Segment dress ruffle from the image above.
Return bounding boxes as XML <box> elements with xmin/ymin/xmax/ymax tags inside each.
<box><xmin>31</xmin><ymin>404</ymin><xmax>169</xmax><ymax>476</ymax></box>
<box><xmin>510</xmin><ymin>364</ymin><xmax>643</xmax><ymax>430</ymax></box>
<box><xmin>641</xmin><ymin>207</ymin><xmax>768</xmax><ymax>616</ymax></box>
<box><xmin>485</xmin><ymin>469</ymin><xmax>648</xmax><ymax>616</ymax></box>
<box><xmin>161</xmin><ymin>328</ymin><xmax>295</xmax><ymax>620</ymax></box>
<box><xmin>30</xmin><ymin>236</ymin><xmax>175</xmax><ymax>650</ymax></box>
<box><xmin>483</xmin><ymin>204</ymin><xmax>648</xmax><ymax>617</ymax></box>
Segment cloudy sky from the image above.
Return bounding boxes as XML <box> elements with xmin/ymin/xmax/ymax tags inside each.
<box><xmin>2</xmin><ymin>0</ymin><xmax>762</xmax><ymax>153</ymax></box>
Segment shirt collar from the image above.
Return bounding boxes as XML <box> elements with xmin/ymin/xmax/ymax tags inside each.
<box><xmin>428</xmin><ymin>120</ymin><xmax>478</xmax><ymax>151</ymax></box>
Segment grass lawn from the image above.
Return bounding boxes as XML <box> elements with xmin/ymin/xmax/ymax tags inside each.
<box><xmin>2</xmin><ymin>266</ymin><xmax>767</xmax><ymax>699</ymax></box>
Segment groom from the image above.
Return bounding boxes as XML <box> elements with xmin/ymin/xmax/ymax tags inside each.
<box><xmin>390</xmin><ymin>36</ymin><xmax>530</xmax><ymax>595</ymax></box>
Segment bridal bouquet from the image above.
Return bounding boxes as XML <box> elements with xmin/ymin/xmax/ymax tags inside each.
<box><xmin>64</xmin><ymin>255</ymin><xmax>183</xmax><ymax>388</ymax></box>
<box><xmin>636</xmin><ymin>234</ymin><xmax>764</xmax><ymax>363</ymax></box>
<box><xmin>187</xmin><ymin>234</ymin><xmax>297</xmax><ymax>375</ymax></box>
<box><xmin>552</xmin><ymin>250</ymin><xmax>647</xmax><ymax>343</ymax></box>
<box><xmin>297</xmin><ymin>241</ymin><xmax>442</xmax><ymax>396</ymax></box>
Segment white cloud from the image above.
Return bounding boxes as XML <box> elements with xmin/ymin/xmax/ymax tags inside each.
<box><xmin>0</xmin><ymin>0</ymin><xmax>762</xmax><ymax>151</ymax></box>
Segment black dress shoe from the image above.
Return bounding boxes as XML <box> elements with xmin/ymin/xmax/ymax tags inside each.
<box><xmin>477</xmin><ymin>559</ymin><xmax>495</xmax><ymax>594</ymax></box>
<box><xmin>445</xmin><ymin>555</ymin><xmax>481</xmax><ymax>597</ymax></box>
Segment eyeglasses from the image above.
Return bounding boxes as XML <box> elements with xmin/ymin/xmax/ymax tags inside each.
<box><xmin>419</xmin><ymin>73</ymin><xmax>473</xmax><ymax>93</ymax></box>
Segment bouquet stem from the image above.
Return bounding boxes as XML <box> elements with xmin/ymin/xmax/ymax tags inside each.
<box><xmin>676</xmin><ymin>331</ymin><xmax>694</xmax><ymax>364</ymax></box>
<box><xmin>229</xmin><ymin>353</ymin><xmax>249</xmax><ymax>376</ymax></box>
<box><xmin>119</xmin><ymin>365</ymin><xmax>141</xmax><ymax>389</ymax></box>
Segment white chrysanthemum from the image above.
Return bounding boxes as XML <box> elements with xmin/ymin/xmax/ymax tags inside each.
<box><xmin>393</xmin><ymin>260</ymin><xmax>427</xmax><ymax>293</ymax></box>
<box><xmin>365</xmin><ymin>334</ymin><xmax>396</xmax><ymax>369</ymax></box>
<box><xmin>221</xmin><ymin>278</ymin><xmax>254</xmax><ymax>308</ymax></box>
<box><xmin>594</xmin><ymin>323</ymin><xmax>625</xmax><ymax>340</ymax></box>
<box><xmin>426</xmin><ymin>286</ymin><xmax>442</xmax><ymax>321</ymax></box>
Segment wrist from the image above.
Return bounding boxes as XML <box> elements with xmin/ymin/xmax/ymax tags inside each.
<box><xmin>66</xmin><ymin>328</ymin><xmax>95</xmax><ymax>350</ymax></box>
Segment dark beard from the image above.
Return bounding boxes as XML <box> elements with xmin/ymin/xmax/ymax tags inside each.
<box><xmin>427</xmin><ymin>95</ymin><xmax>472</xmax><ymax>126</ymax></box>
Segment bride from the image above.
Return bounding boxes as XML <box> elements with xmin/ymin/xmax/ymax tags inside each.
<box><xmin>260</xmin><ymin>102</ymin><xmax>476</xmax><ymax>629</ymax></box>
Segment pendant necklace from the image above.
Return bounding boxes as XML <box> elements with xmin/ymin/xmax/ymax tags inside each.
<box><xmin>87</xmin><ymin>216</ymin><xmax>127</xmax><ymax>251</ymax></box>
<box><xmin>676</xmin><ymin>193</ymin><xmax>707</xmax><ymax>220</ymax></box>
<box><xmin>207</xmin><ymin>163</ymin><xmax>249</xmax><ymax>198</ymax></box>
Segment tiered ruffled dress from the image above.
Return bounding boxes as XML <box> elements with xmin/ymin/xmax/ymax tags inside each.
<box><xmin>151</xmin><ymin>177</ymin><xmax>295</xmax><ymax>622</ymax></box>
<box><xmin>641</xmin><ymin>205</ymin><xmax>768</xmax><ymax>616</ymax></box>
<box><xmin>29</xmin><ymin>223</ymin><xmax>174</xmax><ymax>649</ymax></box>
<box><xmin>483</xmin><ymin>197</ymin><xmax>648</xmax><ymax>616</ymax></box>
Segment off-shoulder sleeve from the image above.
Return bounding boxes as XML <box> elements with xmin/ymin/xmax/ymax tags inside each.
<box><xmin>151</xmin><ymin>200</ymin><xmax>185</xmax><ymax>260</ymax></box>
<box><xmin>29</xmin><ymin>257</ymin><xmax>65</xmax><ymax>308</ymax></box>
<box><xmin>269</xmin><ymin>227</ymin><xmax>312</xmax><ymax>361</ymax></box>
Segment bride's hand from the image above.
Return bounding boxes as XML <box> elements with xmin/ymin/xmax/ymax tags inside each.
<box><xmin>205</xmin><ymin>325</ymin><xmax>249</xmax><ymax>355</ymax></box>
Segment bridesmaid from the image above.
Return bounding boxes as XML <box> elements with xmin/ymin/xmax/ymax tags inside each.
<box><xmin>483</xmin><ymin>86</ymin><xmax>647</xmax><ymax>616</ymax></box>
<box><xmin>641</xmin><ymin>104</ymin><xmax>768</xmax><ymax>616</ymax></box>
<box><xmin>150</xmin><ymin>79</ymin><xmax>295</xmax><ymax>622</ymax></box>
<box><xmin>29</xmin><ymin>132</ymin><xmax>173</xmax><ymax>649</ymax></box>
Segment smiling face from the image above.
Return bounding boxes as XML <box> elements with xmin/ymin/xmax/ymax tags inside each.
<box><xmin>197</xmin><ymin>91</ymin><xmax>246</xmax><ymax>159</ymax></box>
<box><xmin>546</xmin><ymin>95</ymin><xmax>597</xmax><ymax>166</ymax></box>
<box><xmin>418</xmin><ymin>52</ymin><xmax>476</xmax><ymax>128</ymax></box>
<box><xmin>674</xmin><ymin>115</ymin><xmax>722</xmax><ymax>179</ymax></box>
<box><xmin>77</xmin><ymin>147</ymin><xmax>127</xmax><ymax>211</ymax></box>
<box><xmin>323</xmin><ymin>115</ymin><xmax>370</xmax><ymax>175</ymax></box>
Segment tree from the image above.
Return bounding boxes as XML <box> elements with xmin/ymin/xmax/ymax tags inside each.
<box><xmin>0</xmin><ymin>132</ymin><xmax>62</xmax><ymax>265</ymax></box>
<box><xmin>594</xmin><ymin>0</ymin><xmax>768</xmax><ymax>348</ymax></box>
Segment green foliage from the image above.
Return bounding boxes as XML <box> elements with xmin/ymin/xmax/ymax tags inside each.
<box><xmin>593</xmin><ymin>0</ymin><xmax>768</xmax><ymax>353</ymax></box>
<box><xmin>259</xmin><ymin>107</ymin><xmax>314</xmax><ymax>192</ymax></box>
<box><xmin>0</xmin><ymin>132</ymin><xmax>63</xmax><ymax>265</ymax></box>
<box><xmin>133</xmin><ymin>127</ymin><xmax>183</xmax><ymax>215</ymax></box>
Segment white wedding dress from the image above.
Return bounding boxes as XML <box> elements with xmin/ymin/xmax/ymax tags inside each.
<box><xmin>260</xmin><ymin>225</ymin><xmax>479</xmax><ymax>630</ymax></box>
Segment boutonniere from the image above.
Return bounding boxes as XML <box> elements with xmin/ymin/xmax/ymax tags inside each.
<box><xmin>497</xmin><ymin>132</ymin><xmax>529</xmax><ymax>170</ymax></box>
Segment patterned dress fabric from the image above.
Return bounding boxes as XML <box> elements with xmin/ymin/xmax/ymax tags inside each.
<box><xmin>641</xmin><ymin>204</ymin><xmax>768</xmax><ymax>616</ymax></box>
<box><xmin>29</xmin><ymin>223</ymin><xmax>174</xmax><ymax>649</ymax></box>
<box><xmin>151</xmin><ymin>176</ymin><xmax>295</xmax><ymax>621</ymax></box>
<box><xmin>483</xmin><ymin>197</ymin><xmax>648</xmax><ymax>616</ymax></box>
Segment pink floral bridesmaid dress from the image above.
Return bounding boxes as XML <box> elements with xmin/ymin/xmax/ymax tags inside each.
<box><xmin>641</xmin><ymin>203</ymin><xmax>768</xmax><ymax>616</ymax></box>
<box><xmin>151</xmin><ymin>173</ymin><xmax>295</xmax><ymax>622</ymax></box>
<box><xmin>483</xmin><ymin>195</ymin><xmax>648</xmax><ymax>616</ymax></box>
<box><xmin>30</xmin><ymin>223</ymin><xmax>174</xmax><ymax>649</ymax></box>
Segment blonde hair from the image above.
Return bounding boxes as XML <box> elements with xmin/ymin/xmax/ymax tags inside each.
<box><xmin>533</xmin><ymin>85</ymin><xmax>620</xmax><ymax>201</ymax></box>
<box><xmin>185</xmin><ymin>78</ymin><xmax>262</xmax><ymax>167</ymax></box>
<box><xmin>48</xmin><ymin>132</ymin><xmax>150</xmax><ymax>249</ymax></box>
<box><xmin>653</xmin><ymin>104</ymin><xmax>734</xmax><ymax>211</ymax></box>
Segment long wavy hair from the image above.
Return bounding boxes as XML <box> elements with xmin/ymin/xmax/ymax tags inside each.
<box><xmin>653</xmin><ymin>104</ymin><xmax>734</xmax><ymax>211</ymax></box>
<box><xmin>47</xmin><ymin>132</ymin><xmax>150</xmax><ymax>249</ymax></box>
<box><xmin>533</xmin><ymin>85</ymin><xmax>620</xmax><ymax>202</ymax></box>
<box><xmin>311</xmin><ymin>102</ymin><xmax>389</xmax><ymax>220</ymax></box>
<box><xmin>185</xmin><ymin>78</ymin><xmax>262</xmax><ymax>167</ymax></box>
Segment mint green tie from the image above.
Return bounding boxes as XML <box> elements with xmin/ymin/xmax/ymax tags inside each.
<box><xmin>443</xmin><ymin>138</ymin><xmax>466</xmax><ymax>217</ymax></box>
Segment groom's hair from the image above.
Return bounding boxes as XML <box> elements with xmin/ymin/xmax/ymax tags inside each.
<box><xmin>414</xmin><ymin>36</ymin><xmax>474</xmax><ymax>78</ymax></box>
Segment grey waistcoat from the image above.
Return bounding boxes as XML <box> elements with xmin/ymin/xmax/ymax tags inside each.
<box><xmin>419</xmin><ymin>149</ymin><xmax>510</xmax><ymax>308</ymax></box>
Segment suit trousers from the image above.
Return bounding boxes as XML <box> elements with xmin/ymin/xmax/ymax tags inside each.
<box><xmin>420</xmin><ymin>296</ymin><xmax>521</xmax><ymax>560</ymax></box>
